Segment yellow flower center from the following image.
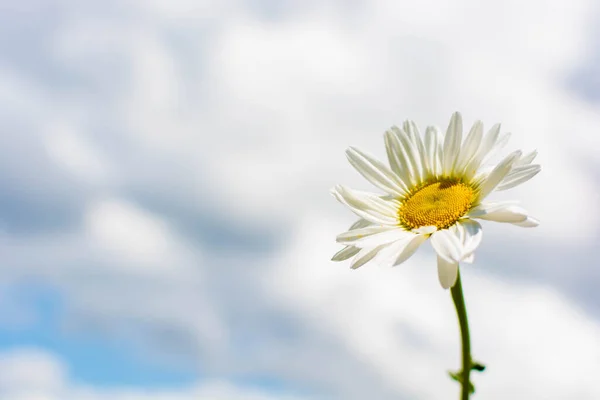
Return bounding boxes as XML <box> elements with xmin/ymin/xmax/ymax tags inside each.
<box><xmin>398</xmin><ymin>180</ymin><xmax>475</xmax><ymax>230</ymax></box>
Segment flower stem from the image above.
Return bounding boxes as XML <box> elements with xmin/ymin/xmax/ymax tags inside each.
<box><xmin>451</xmin><ymin>270</ymin><xmax>471</xmax><ymax>400</ymax></box>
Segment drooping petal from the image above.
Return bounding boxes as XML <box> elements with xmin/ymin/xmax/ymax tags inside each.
<box><xmin>430</xmin><ymin>229</ymin><xmax>462</xmax><ymax>263</ymax></box>
<box><xmin>413</xmin><ymin>225</ymin><xmax>437</xmax><ymax>235</ymax></box>
<box><xmin>331</xmin><ymin>245</ymin><xmax>361</xmax><ymax>261</ymax></box>
<box><xmin>346</xmin><ymin>147</ymin><xmax>407</xmax><ymax>196</ymax></box>
<box><xmin>437</xmin><ymin>255</ymin><xmax>459</xmax><ymax>289</ymax></box>
<box><xmin>463</xmin><ymin>253</ymin><xmax>475</xmax><ymax>263</ymax></box>
<box><xmin>455</xmin><ymin>219</ymin><xmax>483</xmax><ymax>258</ymax></box>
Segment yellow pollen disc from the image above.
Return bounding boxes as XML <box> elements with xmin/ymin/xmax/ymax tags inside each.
<box><xmin>398</xmin><ymin>180</ymin><xmax>475</xmax><ymax>230</ymax></box>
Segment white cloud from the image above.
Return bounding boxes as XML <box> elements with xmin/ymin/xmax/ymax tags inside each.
<box><xmin>0</xmin><ymin>349</ymin><xmax>311</xmax><ymax>400</ymax></box>
<box><xmin>0</xmin><ymin>348</ymin><xmax>66</xmax><ymax>395</ymax></box>
<box><xmin>84</xmin><ymin>199</ymin><xmax>198</xmax><ymax>274</ymax></box>
<box><xmin>44</xmin><ymin>121</ymin><xmax>113</xmax><ymax>184</ymax></box>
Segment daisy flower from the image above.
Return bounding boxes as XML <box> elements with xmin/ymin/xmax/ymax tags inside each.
<box><xmin>331</xmin><ymin>112</ymin><xmax>540</xmax><ymax>288</ymax></box>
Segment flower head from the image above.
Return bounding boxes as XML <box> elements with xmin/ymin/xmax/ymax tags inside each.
<box><xmin>331</xmin><ymin>112</ymin><xmax>540</xmax><ymax>288</ymax></box>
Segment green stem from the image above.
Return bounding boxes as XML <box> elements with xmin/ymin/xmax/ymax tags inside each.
<box><xmin>451</xmin><ymin>270</ymin><xmax>471</xmax><ymax>400</ymax></box>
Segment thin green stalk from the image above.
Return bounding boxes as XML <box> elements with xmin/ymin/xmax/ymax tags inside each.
<box><xmin>451</xmin><ymin>270</ymin><xmax>471</xmax><ymax>400</ymax></box>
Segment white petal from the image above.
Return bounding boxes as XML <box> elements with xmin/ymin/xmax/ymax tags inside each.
<box><xmin>455</xmin><ymin>120</ymin><xmax>483</xmax><ymax>172</ymax></box>
<box><xmin>436</xmin><ymin>127</ymin><xmax>444</xmax><ymax>171</ymax></box>
<box><xmin>404</xmin><ymin>120</ymin><xmax>429</xmax><ymax>178</ymax></box>
<box><xmin>332</xmin><ymin>186</ymin><xmax>399</xmax><ymax>216</ymax></box>
<box><xmin>456</xmin><ymin>219</ymin><xmax>483</xmax><ymax>257</ymax></box>
<box><xmin>349</xmin><ymin>219</ymin><xmax>372</xmax><ymax>230</ymax></box>
<box><xmin>392</xmin><ymin>126</ymin><xmax>423</xmax><ymax>185</ymax></box>
<box><xmin>471</xmin><ymin>165</ymin><xmax>493</xmax><ymax>182</ymax></box>
<box><xmin>503</xmin><ymin>164</ymin><xmax>540</xmax><ymax>179</ymax></box>
<box><xmin>471</xmin><ymin>205</ymin><xmax>529</xmax><ymax>223</ymax></box>
<box><xmin>392</xmin><ymin>234</ymin><xmax>428</xmax><ymax>266</ymax></box>
<box><xmin>358</xmin><ymin>191</ymin><xmax>401</xmax><ymax>215</ymax></box>
<box><xmin>477</xmin><ymin>123</ymin><xmax>502</xmax><ymax>160</ymax></box>
<box><xmin>467</xmin><ymin>201</ymin><xmax>520</xmax><ymax>217</ymax></box>
<box><xmin>442</xmin><ymin>112</ymin><xmax>463</xmax><ymax>174</ymax></box>
<box><xmin>346</xmin><ymin>147</ymin><xmax>406</xmax><ymax>196</ymax></box>
<box><xmin>496</xmin><ymin>164</ymin><xmax>541</xmax><ymax>191</ymax></box>
<box><xmin>430</xmin><ymin>229</ymin><xmax>461</xmax><ymax>263</ymax></box>
<box><xmin>384</xmin><ymin>131</ymin><xmax>403</xmax><ymax>179</ymax></box>
<box><xmin>463</xmin><ymin>123</ymin><xmax>501</xmax><ymax>178</ymax></box>
<box><xmin>425</xmin><ymin>126</ymin><xmax>441</xmax><ymax>177</ymax></box>
<box><xmin>403</xmin><ymin>119</ymin><xmax>419</xmax><ymax>144</ymax></box>
<box><xmin>437</xmin><ymin>256</ymin><xmax>459</xmax><ymax>289</ymax></box>
<box><xmin>463</xmin><ymin>253</ymin><xmax>475</xmax><ymax>263</ymax></box>
<box><xmin>351</xmin><ymin>245</ymin><xmax>386</xmax><ymax>269</ymax></box>
<box><xmin>345</xmin><ymin>228</ymin><xmax>413</xmax><ymax>248</ymax></box>
<box><xmin>476</xmin><ymin>150</ymin><xmax>522</xmax><ymax>200</ymax></box>
<box><xmin>481</xmin><ymin>132</ymin><xmax>511</xmax><ymax>165</ymax></box>
<box><xmin>336</xmin><ymin>225</ymin><xmax>396</xmax><ymax>244</ymax></box>
<box><xmin>413</xmin><ymin>225</ymin><xmax>437</xmax><ymax>235</ymax></box>
<box><xmin>384</xmin><ymin>130</ymin><xmax>414</xmax><ymax>188</ymax></box>
<box><xmin>331</xmin><ymin>185</ymin><xmax>398</xmax><ymax>225</ymax></box>
<box><xmin>514</xmin><ymin>150</ymin><xmax>538</xmax><ymax>167</ymax></box>
<box><xmin>450</xmin><ymin>220</ymin><xmax>466</xmax><ymax>244</ymax></box>
<box><xmin>511</xmin><ymin>216</ymin><xmax>540</xmax><ymax>227</ymax></box>
<box><xmin>331</xmin><ymin>246</ymin><xmax>361</xmax><ymax>261</ymax></box>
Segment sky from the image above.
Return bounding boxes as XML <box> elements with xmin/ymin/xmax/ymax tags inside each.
<box><xmin>1</xmin><ymin>0</ymin><xmax>600</xmax><ymax>399</ymax></box>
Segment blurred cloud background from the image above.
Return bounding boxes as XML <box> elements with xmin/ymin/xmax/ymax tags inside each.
<box><xmin>1</xmin><ymin>0</ymin><xmax>600</xmax><ymax>399</ymax></box>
